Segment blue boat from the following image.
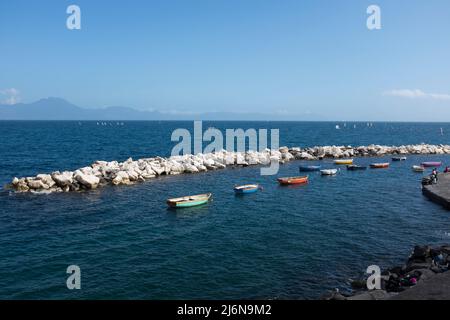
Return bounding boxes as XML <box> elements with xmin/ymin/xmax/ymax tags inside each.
<box><xmin>299</xmin><ymin>165</ymin><xmax>321</xmax><ymax>172</ymax></box>
<box><xmin>234</xmin><ymin>184</ymin><xmax>260</xmax><ymax>194</ymax></box>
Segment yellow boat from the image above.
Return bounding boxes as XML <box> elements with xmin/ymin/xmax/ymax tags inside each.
<box><xmin>334</xmin><ymin>159</ymin><xmax>353</xmax><ymax>165</ymax></box>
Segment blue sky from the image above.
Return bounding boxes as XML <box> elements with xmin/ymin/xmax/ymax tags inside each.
<box><xmin>1</xmin><ymin>0</ymin><xmax>450</xmax><ymax>120</ymax></box>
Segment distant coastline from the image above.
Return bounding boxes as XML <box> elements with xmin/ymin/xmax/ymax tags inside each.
<box><xmin>4</xmin><ymin>98</ymin><xmax>450</xmax><ymax>123</ymax></box>
<box><xmin>0</xmin><ymin>97</ymin><xmax>326</xmax><ymax>121</ymax></box>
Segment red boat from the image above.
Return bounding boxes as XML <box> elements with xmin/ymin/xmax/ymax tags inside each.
<box><xmin>277</xmin><ymin>176</ymin><xmax>309</xmax><ymax>185</ymax></box>
<box><xmin>370</xmin><ymin>163</ymin><xmax>390</xmax><ymax>169</ymax></box>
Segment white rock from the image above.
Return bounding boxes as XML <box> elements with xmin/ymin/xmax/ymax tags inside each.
<box><xmin>112</xmin><ymin>171</ymin><xmax>130</xmax><ymax>185</ymax></box>
<box><xmin>170</xmin><ymin>163</ymin><xmax>185</xmax><ymax>174</ymax></box>
<box><xmin>269</xmin><ymin>155</ymin><xmax>280</xmax><ymax>162</ymax></box>
<box><xmin>184</xmin><ymin>163</ymin><xmax>199</xmax><ymax>173</ymax></box>
<box><xmin>297</xmin><ymin>152</ymin><xmax>315</xmax><ymax>160</ymax></box>
<box><xmin>74</xmin><ymin>172</ymin><xmax>100</xmax><ymax>189</ymax></box>
<box><xmin>52</xmin><ymin>171</ymin><xmax>73</xmax><ymax>187</ymax></box>
<box><xmin>279</xmin><ymin>146</ymin><xmax>289</xmax><ymax>153</ymax></box>
<box><xmin>150</xmin><ymin>165</ymin><xmax>165</xmax><ymax>175</ymax></box>
<box><xmin>203</xmin><ymin>158</ymin><xmax>215</xmax><ymax>167</ymax></box>
<box><xmin>270</xmin><ymin>150</ymin><xmax>282</xmax><ymax>158</ymax></box>
<box><xmin>224</xmin><ymin>154</ymin><xmax>235</xmax><ymax>165</ymax></box>
<box><xmin>215</xmin><ymin>163</ymin><xmax>226</xmax><ymax>169</ymax></box>
<box><xmin>283</xmin><ymin>152</ymin><xmax>294</xmax><ymax>161</ymax></box>
<box><xmin>126</xmin><ymin>169</ymin><xmax>139</xmax><ymax>181</ymax></box>
<box><xmin>92</xmin><ymin>160</ymin><xmax>108</xmax><ymax>169</ymax></box>
<box><xmin>246</xmin><ymin>152</ymin><xmax>260</xmax><ymax>165</ymax></box>
<box><xmin>258</xmin><ymin>153</ymin><xmax>271</xmax><ymax>164</ymax></box>
<box><xmin>36</xmin><ymin>174</ymin><xmax>55</xmax><ymax>188</ymax></box>
<box><xmin>141</xmin><ymin>170</ymin><xmax>156</xmax><ymax>179</ymax></box>
<box><xmin>27</xmin><ymin>179</ymin><xmax>47</xmax><ymax>190</ymax></box>
<box><xmin>236</xmin><ymin>153</ymin><xmax>246</xmax><ymax>165</ymax></box>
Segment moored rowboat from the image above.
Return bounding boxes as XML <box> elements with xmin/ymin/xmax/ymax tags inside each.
<box><xmin>234</xmin><ymin>184</ymin><xmax>260</xmax><ymax>194</ymax></box>
<box><xmin>370</xmin><ymin>163</ymin><xmax>390</xmax><ymax>169</ymax></box>
<box><xmin>320</xmin><ymin>169</ymin><xmax>338</xmax><ymax>176</ymax></box>
<box><xmin>392</xmin><ymin>157</ymin><xmax>407</xmax><ymax>161</ymax></box>
<box><xmin>421</xmin><ymin>161</ymin><xmax>442</xmax><ymax>167</ymax></box>
<box><xmin>347</xmin><ymin>165</ymin><xmax>367</xmax><ymax>171</ymax></box>
<box><xmin>277</xmin><ymin>176</ymin><xmax>308</xmax><ymax>185</ymax></box>
<box><xmin>299</xmin><ymin>165</ymin><xmax>321</xmax><ymax>172</ymax></box>
<box><xmin>167</xmin><ymin>193</ymin><xmax>212</xmax><ymax>208</ymax></box>
<box><xmin>334</xmin><ymin>159</ymin><xmax>353</xmax><ymax>165</ymax></box>
<box><xmin>412</xmin><ymin>165</ymin><xmax>425</xmax><ymax>172</ymax></box>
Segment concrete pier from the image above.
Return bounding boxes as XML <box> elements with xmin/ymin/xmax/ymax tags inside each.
<box><xmin>422</xmin><ymin>173</ymin><xmax>450</xmax><ymax>210</ymax></box>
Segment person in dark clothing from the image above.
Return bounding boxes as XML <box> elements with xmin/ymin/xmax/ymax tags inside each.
<box><xmin>432</xmin><ymin>168</ymin><xmax>438</xmax><ymax>183</ymax></box>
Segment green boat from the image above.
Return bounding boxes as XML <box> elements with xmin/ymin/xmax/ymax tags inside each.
<box><xmin>167</xmin><ymin>193</ymin><xmax>212</xmax><ymax>208</ymax></box>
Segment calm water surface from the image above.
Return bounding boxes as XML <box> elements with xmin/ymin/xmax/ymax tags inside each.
<box><xmin>0</xmin><ymin>121</ymin><xmax>450</xmax><ymax>299</ymax></box>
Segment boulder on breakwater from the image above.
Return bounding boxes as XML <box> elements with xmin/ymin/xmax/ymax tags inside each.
<box><xmin>7</xmin><ymin>143</ymin><xmax>450</xmax><ymax>194</ymax></box>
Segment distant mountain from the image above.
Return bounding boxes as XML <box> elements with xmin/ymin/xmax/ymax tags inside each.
<box><xmin>0</xmin><ymin>97</ymin><xmax>326</xmax><ymax>121</ymax></box>
<box><xmin>0</xmin><ymin>98</ymin><xmax>164</xmax><ymax>120</ymax></box>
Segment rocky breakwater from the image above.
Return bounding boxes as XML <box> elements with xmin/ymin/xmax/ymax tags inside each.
<box><xmin>7</xmin><ymin>143</ymin><xmax>450</xmax><ymax>194</ymax></box>
<box><xmin>8</xmin><ymin>149</ymin><xmax>291</xmax><ymax>194</ymax></box>
<box><xmin>323</xmin><ymin>245</ymin><xmax>450</xmax><ymax>300</ymax></box>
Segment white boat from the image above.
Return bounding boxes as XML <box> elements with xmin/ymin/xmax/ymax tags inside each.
<box><xmin>167</xmin><ymin>193</ymin><xmax>212</xmax><ymax>208</ymax></box>
<box><xmin>320</xmin><ymin>169</ymin><xmax>338</xmax><ymax>176</ymax></box>
<box><xmin>412</xmin><ymin>165</ymin><xmax>425</xmax><ymax>172</ymax></box>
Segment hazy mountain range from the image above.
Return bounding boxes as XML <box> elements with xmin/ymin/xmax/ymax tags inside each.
<box><xmin>0</xmin><ymin>98</ymin><xmax>325</xmax><ymax>121</ymax></box>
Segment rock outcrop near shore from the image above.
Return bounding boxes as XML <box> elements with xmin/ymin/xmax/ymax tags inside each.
<box><xmin>323</xmin><ymin>244</ymin><xmax>450</xmax><ymax>300</ymax></box>
<box><xmin>8</xmin><ymin>144</ymin><xmax>450</xmax><ymax>194</ymax></box>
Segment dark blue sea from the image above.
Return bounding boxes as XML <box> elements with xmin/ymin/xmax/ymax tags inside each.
<box><xmin>1</xmin><ymin>121</ymin><xmax>450</xmax><ymax>299</ymax></box>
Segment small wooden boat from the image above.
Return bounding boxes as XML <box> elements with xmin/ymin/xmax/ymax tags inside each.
<box><xmin>412</xmin><ymin>165</ymin><xmax>425</xmax><ymax>172</ymax></box>
<box><xmin>392</xmin><ymin>157</ymin><xmax>407</xmax><ymax>161</ymax></box>
<box><xmin>167</xmin><ymin>193</ymin><xmax>212</xmax><ymax>208</ymax></box>
<box><xmin>334</xmin><ymin>159</ymin><xmax>353</xmax><ymax>165</ymax></box>
<box><xmin>370</xmin><ymin>163</ymin><xmax>390</xmax><ymax>169</ymax></box>
<box><xmin>347</xmin><ymin>165</ymin><xmax>367</xmax><ymax>171</ymax></box>
<box><xmin>320</xmin><ymin>169</ymin><xmax>338</xmax><ymax>176</ymax></box>
<box><xmin>299</xmin><ymin>165</ymin><xmax>321</xmax><ymax>172</ymax></box>
<box><xmin>277</xmin><ymin>176</ymin><xmax>308</xmax><ymax>185</ymax></box>
<box><xmin>234</xmin><ymin>184</ymin><xmax>260</xmax><ymax>194</ymax></box>
<box><xmin>421</xmin><ymin>161</ymin><xmax>442</xmax><ymax>167</ymax></box>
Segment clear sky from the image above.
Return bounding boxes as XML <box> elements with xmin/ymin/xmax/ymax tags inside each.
<box><xmin>1</xmin><ymin>0</ymin><xmax>450</xmax><ymax>120</ymax></box>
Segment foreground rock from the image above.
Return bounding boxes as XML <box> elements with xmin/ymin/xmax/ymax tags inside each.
<box><xmin>7</xmin><ymin>143</ymin><xmax>450</xmax><ymax>194</ymax></box>
<box><xmin>322</xmin><ymin>244</ymin><xmax>450</xmax><ymax>300</ymax></box>
<box><xmin>390</xmin><ymin>268</ymin><xmax>450</xmax><ymax>300</ymax></box>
